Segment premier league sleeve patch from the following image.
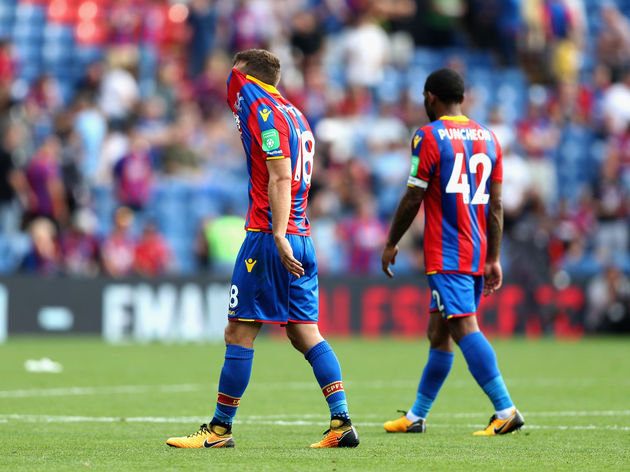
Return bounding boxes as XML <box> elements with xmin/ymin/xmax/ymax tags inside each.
<box><xmin>407</xmin><ymin>130</ymin><xmax>430</xmax><ymax>188</ymax></box>
<box><xmin>261</xmin><ymin>129</ymin><xmax>282</xmax><ymax>157</ymax></box>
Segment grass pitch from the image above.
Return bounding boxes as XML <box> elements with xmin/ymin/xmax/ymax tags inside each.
<box><xmin>1</xmin><ymin>336</ymin><xmax>629</xmax><ymax>471</ymax></box>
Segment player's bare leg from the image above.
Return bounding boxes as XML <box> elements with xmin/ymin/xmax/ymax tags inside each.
<box><xmin>384</xmin><ymin>311</ymin><xmax>454</xmax><ymax>433</ymax></box>
<box><xmin>286</xmin><ymin>322</ymin><xmax>359</xmax><ymax>448</ymax></box>
<box><xmin>448</xmin><ymin>315</ymin><xmax>524</xmax><ymax>435</ymax></box>
<box><xmin>166</xmin><ymin>321</ymin><xmax>261</xmax><ymax>448</ymax></box>
<box><xmin>446</xmin><ymin>315</ymin><xmax>480</xmax><ymax>344</ymax></box>
<box><xmin>224</xmin><ymin>319</ymin><xmax>262</xmax><ymax>348</ymax></box>
<box><xmin>428</xmin><ymin>311</ymin><xmax>454</xmax><ymax>351</ymax></box>
<box><xmin>285</xmin><ymin>322</ymin><xmax>323</xmax><ymax>354</ymax></box>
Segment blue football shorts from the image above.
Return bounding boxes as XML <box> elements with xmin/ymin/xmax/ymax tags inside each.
<box><xmin>227</xmin><ymin>231</ymin><xmax>318</xmax><ymax>325</ymax></box>
<box><xmin>427</xmin><ymin>272</ymin><xmax>483</xmax><ymax>320</ymax></box>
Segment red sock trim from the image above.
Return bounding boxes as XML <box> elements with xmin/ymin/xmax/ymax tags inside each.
<box><xmin>217</xmin><ymin>392</ymin><xmax>240</xmax><ymax>407</ymax></box>
<box><xmin>322</xmin><ymin>381</ymin><xmax>344</xmax><ymax>399</ymax></box>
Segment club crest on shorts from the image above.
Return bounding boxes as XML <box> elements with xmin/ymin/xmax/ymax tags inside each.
<box><xmin>245</xmin><ymin>258</ymin><xmax>257</xmax><ymax>272</ymax></box>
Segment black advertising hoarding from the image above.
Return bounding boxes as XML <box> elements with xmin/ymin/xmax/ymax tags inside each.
<box><xmin>0</xmin><ymin>276</ymin><xmax>231</xmax><ymax>342</ymax></box>
<box><xmin>0</xmin><ymin>276</ymin><xmax>588</xmax><ymax>342</ymax></box>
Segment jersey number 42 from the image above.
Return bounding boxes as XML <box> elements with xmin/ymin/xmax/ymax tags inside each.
<box><xmin>446</xmin><ymin>152</ymin><xmax>492</xmax><ymax>205</ymax></box>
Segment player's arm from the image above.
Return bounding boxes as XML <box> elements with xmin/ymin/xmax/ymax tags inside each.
<box><xmin>267</xmin><ymin>158</ymin><xmax>304</xmax><ymax>278</ymax></box>
<box><xmin>382</xmin><ymin>186</ymin><xmax>425</xmax><ymax>278</ymax></box>
<box><xmin>484</xmin><ymin>180</ymin><xmax>503</xmax><ymax>295</ymax></box>
<box><xmin>382</xmin><ymin>129</ymin><xmax>432</xmax><ymax>278</ymax></box>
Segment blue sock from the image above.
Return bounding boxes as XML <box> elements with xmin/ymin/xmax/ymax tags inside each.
<box><xmin>305</xmin><ymin>341</ymin><xmax>349</xmax><ymax>420</ymax></box>
<box><xmin>458</xmin><ymin>331</ymin><xmax>514</xmax><ymax>411</ymax></box>
<box><xmin>410</xmin><ymin>348</ymin><xmax>454</xmax><ymax>418</ymax></box>
<box><xmin>212</xmin><ymin>344</ymin><xmax>254</xmax><ymax>425</ymax></box>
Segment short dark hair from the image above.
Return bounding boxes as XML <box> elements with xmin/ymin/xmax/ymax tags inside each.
<box><xmin>424</xmin><ymin>68</ymin><xmax>465</xmax><ymax>104</ymax></box>
<box><xmin>233</xmin><ymin>49</ymin><xmax>281</xmax><ymax>86</ymax></box>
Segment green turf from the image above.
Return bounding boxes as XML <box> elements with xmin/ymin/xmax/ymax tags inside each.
<box><xmin>1</xmin><ymin>336</ymin><xmax>629</xmax><ymax>471</ymax></box>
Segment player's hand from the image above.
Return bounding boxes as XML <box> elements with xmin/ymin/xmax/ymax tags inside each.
<box><xmin>483</xmin><ymin>261</ymin><xmax>502</xmax><ymax>296</ymax></box>
<box><xmin>381</xmin><ymin>243</ymin><xmax>399</xmax><ymax>278</ymax></box>
<box><xmin>275</xmin><ymin>236</ymin><xmax>304</xmax><ymax>278</ymax></box>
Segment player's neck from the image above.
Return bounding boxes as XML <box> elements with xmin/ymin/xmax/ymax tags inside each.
<box><xmin>438</xmin><ymin>105</ymin><xmax>463</xmax><ymax>118</ymax></box>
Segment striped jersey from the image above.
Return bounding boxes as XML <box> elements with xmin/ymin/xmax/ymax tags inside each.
<box><xmin>407</xmin><ymin>115</ymin><xmax>503</xmax><ymax>275</ymax></box>
<box><xmin>227</xmin><ymin>68</ymin><xmax>313</xmax><ymax>236</ymax></box>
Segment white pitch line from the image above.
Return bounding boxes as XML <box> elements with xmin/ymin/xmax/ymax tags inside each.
<box><xmin>217</xmin><ymin>410</ymin><xmax>630</xmax><ymax>419</ymax></box>
<box><xmin>2</xmin><ymin>377</ymin><xmax>630</xmax><ymax>399</ymax></box>
<box><xmin>0</xmin><ymin>384</ymin><xmax>207</xmax><ymax>398</ymax></box>
<box><xmin>429</xmin><ymin>410</ymin><xmax>630</xmax><ymax>418</ymax></box>
<box><xmin>0</xmin><ymin>414</ymin><xmax>628</xmax><ymax>431</ymax></box>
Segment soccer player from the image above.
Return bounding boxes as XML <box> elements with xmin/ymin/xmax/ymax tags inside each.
<box><xmin>166</xmin><ymin>49</ymin><xmax>359</xmax><ymax>449</ymax></box>
<box><xmin>381</xmin><ymin>68</ymin><xmax>524</xmax><ymax>436</ymax></box>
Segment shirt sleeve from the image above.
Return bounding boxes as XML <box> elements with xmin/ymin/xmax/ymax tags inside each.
<box><xmin>407</xmin><ymin>128</ymin><xmax>438</xmax><ymax>189</ymax></box>
<box><xmin>490</xmin><ymin>132</ymin><xmax>503</xmax><ymax>183</ymax></box>
<box><xmin>252</xmin><ymin>101</ymin><xmax>291</xmax><ymax>160</ymax></box>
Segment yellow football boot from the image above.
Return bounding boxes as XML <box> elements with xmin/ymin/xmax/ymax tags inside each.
<box><xmin>166</xmin><ymin>423</ymin><xmax>234</xmax><ymax>448</ymax></box>
<box><xmin>383</xmin><ymin>411</ymin><xmax>426</xmax><ymax>433</ymax></box>
<box><xmin>310</xmin><ymin>418</ymin><xmax>359</xmax><ymax>448</ymax></box>
<box><xmin>473</xmin><ymin>409</ymin><xmax>525</xmax><ymax>436</ymax></box>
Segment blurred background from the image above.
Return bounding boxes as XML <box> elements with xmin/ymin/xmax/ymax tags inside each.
<box><xmin>0</xmin><ymin>0</ymin><xmax>629</xmax><ymax>339</ymax></box>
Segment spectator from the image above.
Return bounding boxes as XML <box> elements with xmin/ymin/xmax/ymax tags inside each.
<box><xmin>597</xmin><ymin>2</ymin><xmax>630</xmax><ymax>81</ymax></box>
<box><xmin>98</xmin><ymin>55</ymin><xmax>140</xmax><ymax>125</ymax></box>
<box><xmin>75</xmin><ymin>61</ymin><xmax>105</xmax><ymax>104</ymax></box>
<box><xmin>73</xmin><ymin>95</ymin><xmax>108</xmax><ymax>184</ymax></box>
<box><xmin>593</xmin><ymin>149</ymin><xmax>629</xmax><ymax>258</ymax></box>
<box><xmin>160</xmin><ymin>106</ymin><xmax>201</xmax><ymax>175</ymax></box>
<box><xmin>309</xmin><ymin>188</ymin><xmax>343</xmax><ymax>274</ymax></box>
<box><xmin>60</xmin><ymin>209</ymin><xmax>101</xmax><ymax>277</ymax></box>
<box><xmin>196</xmin><ymin>214</ymin><xmax>245</xmax><ymax>274</ymax></box>
<box><xmin>517</xmin><ymin>88</ymin><xmax>560</xmax><ymax>204</ymax></box>
<box><xmin>229</xmin><ymin>0</ymin><xmax>274</xmax><ymax>52</ymax></box>
<box><xmin>0</xmin><ymin>124</ymin><xmax>28</xmax><ymax>236</ymax></box>
<box><xmin>55</xmin><ymin>111</ymin><xmax>86</xmax><ymax>214</ymax></box>
<box><xmin>0</xmin><ymin>40</ymin><xmax>13</xmax><ymax>84</ymax></box>
<box><xmin>194</xmin><ymin>51</ymin><xmax>231</xmax><ymax>119</ymax></box>
<box><xmin>134</xmin><ymin>222</ymin><xmax>171</xmax><ymax>276</ymax></box>
<box><xmin>290</xmin><ymin>11</ymin><xmax>324</xmax><ymax>64</ymax></box>
<box><xmin>586</xmin><ymin>264</ymin><xmax>630</xmax><ymax>332</ymax></box>
<box><xmin>113</xmin><ymin>133</ymin><xmax>153</xmax><ymax>211</ymax></box>
<box><xmin>603</xmin><ymin>67</ymin><xmax>630</xmax><ymax>135</ymax></box>
<box><xmin>500</xmin><ymin>144</ymin><xmax>532</xmax><ymax>224</ymax></box>
<box><xmin>24</xmin><ymin>135</ymin><xmax>69</xmax><ymax>227</ymax></box>
<box><xmin>154</xmin><ymin>58</ymin><xmax>182</xmax><ymax>123</ymax></box>
<box><xmin>342</xmin><ymin>11</ymin><xmax>389</xmax><ymax>92</ymax></box>
<box><xmin>21</xmin><ymin>217</ymin><xmax>60</xmax><ymax>275</ymax></box>
<box><xmin>0</xmin><ymin>40</ymin><xmax>13</xmax><ymax>109</ymax></box>
<box><xmin>339</xmin><ymin>195</ymin><xmax>387</xmax><ymax>274</ymax></box>
<box><xmin>138</xmin><ymin>0</ymin><xmax>168</xmax><ymax>97</ymax></box>
<box><xmin>558</xmin><ymin>236</ymin><xmax>602</xmax><ymax>278</ymax></box>
<box><xmin>187</xmin><ymin>0</ymin><xmax>218</xmax><ymax>77</ymax></box>
<box><xmin>97</xmin><ymin>120</ymin><xmax>131</xmax><ymax>185</ymax></box>
<box><xmin>101</xmin><ymin>206</ymin><xmax>136</xmax><ymax>278</ymax></box>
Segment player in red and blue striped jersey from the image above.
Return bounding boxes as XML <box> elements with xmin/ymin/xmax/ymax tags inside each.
<box><xmin>409</xmin><ymin>117</ymin><xmax>502</xmax><ymax>278</ymax></box>
<box><xmin>227</xmin><ymin>62</ymin><xmax>312</xmax><ymax>235</ymax></box>
<box><xmin>167</xmin><ymin>49</ymin><xmax>358</xmax><ymax>450</ymax></box>
<box><xmin>382</xmin><ymin>68</ymin><xmax>524</xmax><ymax>436</ymax></box>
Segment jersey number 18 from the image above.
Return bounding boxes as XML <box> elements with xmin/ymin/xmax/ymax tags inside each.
<box><xmin>293</xmin><ymin>130</ymin><xmax>314</xmax><ymax>186</ymax></box>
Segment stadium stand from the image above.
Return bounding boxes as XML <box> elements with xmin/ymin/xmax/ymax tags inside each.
<box><xmin>0</xmin><ymin>0</ymin><xmax>628</xmax><ymax>286</ymax></box>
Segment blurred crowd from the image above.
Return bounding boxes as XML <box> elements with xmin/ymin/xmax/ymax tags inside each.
<box><xmin>0</xmin><ymin>0</ymin><xmax>629</xmax><ymax>330</ymax></box>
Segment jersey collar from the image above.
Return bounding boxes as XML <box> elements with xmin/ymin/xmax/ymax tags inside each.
<box><xmin>246</xmin><ymin>74</ymin><xmax>281</xmax><ymax>96</ymax></box>
<box><xmin>439</xmin><ymin>115</ymin><xmax>469</xmax><ymax>122</ymax></box>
